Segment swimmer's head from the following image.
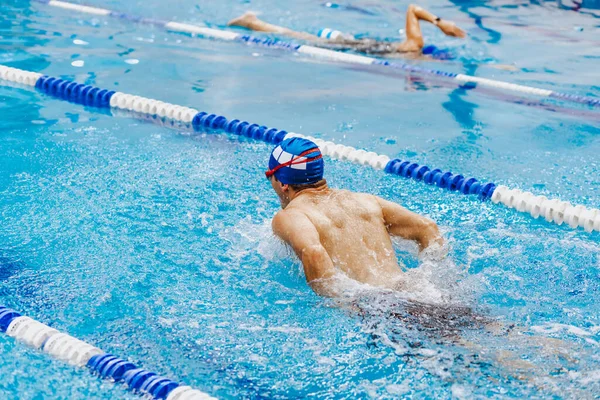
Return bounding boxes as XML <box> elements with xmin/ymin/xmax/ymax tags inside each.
<box><xmin>266</xmin><ymin>137</ymin><xmax>326</xmax><ymax>208</ymax></box>
<box><xmin>266</xmin><ymin>137</ymin><xmax>324</xmax><ymax>184</ymax></box>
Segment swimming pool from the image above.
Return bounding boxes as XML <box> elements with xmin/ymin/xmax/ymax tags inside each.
<box><xmin>1</xmin><ymin>0</ymin><xmax>599</xmax><ymax>398</ymax></box>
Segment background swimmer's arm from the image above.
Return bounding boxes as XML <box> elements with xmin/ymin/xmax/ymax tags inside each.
<box><xmin>398</xmin><ymin>4</ymin><xmax>428</xmax><ymax>51</ymax></box>
<box><xmin>272</xmin><ymin>210</ymin><xmax>338</xmax><ymax>297</ymax></box>
<box><xmin>396</xmin><ymin>5</ymin><xmax>466</xmax><ymax>52</ymax></box>
<box><xmin>375</xmin><ymin>197</ymin><xmax>443</xmax><ymax>251</ymax></box>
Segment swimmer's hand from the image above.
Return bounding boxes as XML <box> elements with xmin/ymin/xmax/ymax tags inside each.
<box><xmin>437</xmin><ymin>20</ymin><xmax>466</xmax><ymax>38</ymax></box>
<box><xmin>418</xmin><ymin>241</ymin><xmax>448</xmax><ymax>263</ymax></box>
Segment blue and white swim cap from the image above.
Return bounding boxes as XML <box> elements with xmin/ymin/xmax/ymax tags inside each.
<box><xmin>317</xmin><ymin>28</ymin><xmax>344</xmax><ymax>40</ymax></box>
<box><xmin>266</xmin><ymin>138</ymin><xmax>324</xmax><ymax>185</ymax></box>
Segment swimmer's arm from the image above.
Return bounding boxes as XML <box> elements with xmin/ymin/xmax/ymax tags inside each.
<box><xmin>272</xmin><ymin>211</ymin><xmax>338</xmax><ymax>297</ymax></box>
<box><xmin>375</xmin><ymin>197</ymin><xmax>443</xmax><ymax>251</ymax></box>
<box><xmin>396</xmin><ymin>5</ymin><xmax>466</xmax><ymax>52</ymax></box>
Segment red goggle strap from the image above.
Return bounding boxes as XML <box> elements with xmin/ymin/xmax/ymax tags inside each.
<box><xmin>265</xmin><ymin>148</ymin><xmax>322</xmax><ymax>178</ymax></box>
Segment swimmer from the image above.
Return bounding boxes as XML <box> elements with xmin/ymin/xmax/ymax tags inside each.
<box><xmin>228</xmin><ymin>4</ymin><xmax>466</xmax><ymax>58</ymax></box>
<box><xmin>266</xmin><ymin>137</ymin><xmax>443</xmax><ymax>298</ymax></box>
<box><xmin>266</xmin><ymin>138</ymin><xmax>581</xmax><ymax>381</ymax></box>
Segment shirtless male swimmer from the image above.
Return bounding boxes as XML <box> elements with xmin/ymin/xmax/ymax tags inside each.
<box><xmin>267</xmin><ymin>137</ymin><xmax>443</xmax><ymax>298</ymax></box>
<box><xmin>229</xmin><ymin>4</ymin><xmax>465</xmax><ymax>57</ymax></box>
<box><xmin>265</xmin><ymin>138</ymin><xmax>580</xmax><ymax>377</ymax></box>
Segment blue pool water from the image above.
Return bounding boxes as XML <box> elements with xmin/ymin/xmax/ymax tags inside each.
<box><xmin>1</xmin><ymin>0</ymin><xmax>600</xmax><ymax>398</ymax></box>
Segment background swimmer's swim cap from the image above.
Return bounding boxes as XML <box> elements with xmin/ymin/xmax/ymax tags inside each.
<box><xmin>267</xmin><ymin>138</ymin><xmax>324</xmax><ymax>185</ymax></box>
<box><xmin>422</xmin><ymin>44</ymin><xmax>454</xmax><ymax>60</ymax></box>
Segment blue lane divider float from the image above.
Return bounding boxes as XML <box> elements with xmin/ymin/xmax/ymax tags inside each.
<box><xmin>384</xmin><ymin>159</ymin><xmax>495</xmax><ymax>200</ymax></box>
<box><xmin>35</xmin><ymin>76</ymin><xmax>115</xmax><ymax>107</ymax></box>
<box><xmin>0</xmin><ymin>305</ymin><xmax>215</xmax><ymax>399</ymax></box>
<box><xmin>33</xmin><ymin>0</ymin><xmax>600</xmax><ymax>109</ymax></box>
<box><xmin>1</xmin><ymin>64</ymin><xmax>598</xmax><ymax>232</ymax></box>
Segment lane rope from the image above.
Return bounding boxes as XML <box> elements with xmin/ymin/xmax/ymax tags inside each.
<box><xmin>0</xmin><ymin>305</ymin><xmax>216</xmax><ymax>400</ymax></box>
<box><xmin>32</xmin><ymin>0</ymin><xmax>600</xmax><ymax>109</ymax></box>
<box><xmin>1</xmin><ymin>64</ymin><xmax>598</xmax><ymax>233</ymax></box>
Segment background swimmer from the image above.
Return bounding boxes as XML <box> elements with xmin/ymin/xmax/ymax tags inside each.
<box><xmin>228</xmin><ymin>4</ymin><xmax>466</xmax><ymax>57</ymax></box>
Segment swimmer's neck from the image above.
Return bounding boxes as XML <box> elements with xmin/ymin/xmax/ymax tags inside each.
<box><xmin>288</xmin><ymin>182</ymin><xmax>331</xmax><ymax>202</ymax></box>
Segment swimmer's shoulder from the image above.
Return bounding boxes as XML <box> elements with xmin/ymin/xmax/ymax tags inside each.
<box><xmin>273</xmin><ymin>207</ymin><xmax>302</xmax><ymax>223</ymax></box>
<box><xmin>272</xmin><ymin>207</ymin><xmax>314</xmax><ymax>240</ymax></box>
<box><xmin>274</xmin><ymin>203</ymin><xmax>314</xmax><ymax>223</ymax></box>
<box><xmin>271</xmin><ymin>209</ymin><xmax>286</xmax><ymax>234</ymax></box>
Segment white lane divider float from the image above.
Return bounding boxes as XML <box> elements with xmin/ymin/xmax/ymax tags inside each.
<box><xmin>0</xmin><ymin>307</ymin><xmax>216</xmax><ymax>399</ymax></box>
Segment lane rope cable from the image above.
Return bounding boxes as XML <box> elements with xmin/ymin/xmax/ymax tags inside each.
<box><xmin>1</xmin><ymin>64</ymin><xmax>598</xmax><ymax>233</ymax></box>
<box><xmin>0</xmin><ymin>305</ymin><xmax>216</xmax><ymax>400</ymax></box>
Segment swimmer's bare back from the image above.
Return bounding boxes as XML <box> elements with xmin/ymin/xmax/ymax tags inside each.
<box><xmin>271</xmin><ymin>187</ymin><xmax>443</xmax><ymax>297</ymax></box>
<box><xmin>227</xmin><ymin>5</ymin><xmax>466</xmax><ymax>56</ymax></box>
